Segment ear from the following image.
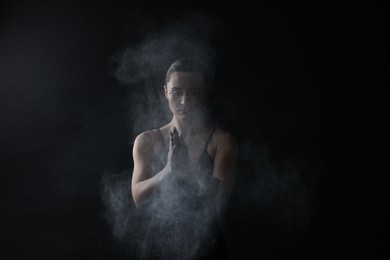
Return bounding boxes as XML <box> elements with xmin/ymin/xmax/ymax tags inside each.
<box><xmin>164</xmin><ymin>85</ymin><xmax>169</xmax><ymax>99</ymax></box>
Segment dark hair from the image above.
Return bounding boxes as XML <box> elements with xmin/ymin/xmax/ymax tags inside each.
<box><xmin>164</xmin><ymin>58</ymin><xmax>214</xmax><ymax>86</ymax></box>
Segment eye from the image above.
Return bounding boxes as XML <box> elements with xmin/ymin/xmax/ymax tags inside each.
<box><xmin>170</xmin><ymin>89</ymin><xmax>182</xmax><ymax>96</ymax></box>
<box><xmin>188</xmin><ymin>90</ymin><xmax>200</xmax><ymax>96</ymax></box>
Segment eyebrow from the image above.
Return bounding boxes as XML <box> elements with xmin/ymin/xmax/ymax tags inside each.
<box><xmin>171</xmin><ymin>86</ymin><xmax>202</xmax><ymax>90</ymax></box>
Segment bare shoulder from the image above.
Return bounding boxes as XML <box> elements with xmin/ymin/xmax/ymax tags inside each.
<box><xmin>214</xmin><ymin>129</ymin><xmax>237</xmax><ymax>147</ymax></box>
<box><xmin>133</xmin><ymin>129</ymin><xmax>162</xmax><ymax>152</ymax></box>
<box><xmin>210</xmin><ymin>129</ymin><xmax>238</xmax><ymax>157</ymax></box>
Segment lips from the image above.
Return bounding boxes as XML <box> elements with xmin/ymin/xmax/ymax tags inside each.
<box><xmin>177</xmin><ymin>109</ymin><xmax>188</xmax><ymax>115</ymax></box>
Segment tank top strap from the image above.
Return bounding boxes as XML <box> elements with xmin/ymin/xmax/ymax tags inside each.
<box><xmin>204</xmin><ymin>128</ymin><xmax>217</xmax><ymax>151</ymax></box>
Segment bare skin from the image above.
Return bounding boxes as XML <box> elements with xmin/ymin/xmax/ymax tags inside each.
<box><xmin>131</xmin><ymin>71</ymin><xmax>238</xmax><ymax>211</ymax></box>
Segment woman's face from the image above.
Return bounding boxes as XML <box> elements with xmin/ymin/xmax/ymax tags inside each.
<box><xmin>164</xmin><ymin>71</ymin><xmax>208</xmax><ymax>122</ymax></box>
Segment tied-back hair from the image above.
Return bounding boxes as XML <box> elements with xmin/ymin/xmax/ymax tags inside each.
<box><xmin>165</xmin><ymin>58</ymin><xmax>215</xmax><ymax>88</ymax></box>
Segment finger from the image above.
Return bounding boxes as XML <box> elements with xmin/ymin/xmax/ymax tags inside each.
<box><xmin>172</xmin><ymin>128</ymin><xmax>178</xmax><ymax>145</ymax></box>
<box><xmin>174</xmin><ymin>130</ymin><xmax>180</xmax><ymax>147</ymax></box>
<box><xmin>170</xmin><ymin>130</ymin><xmax>174</xmax><ymax>143</ymax></box>
<box><xmin>171</xmin><ymin>138</ymin><xmax>176</xmax><ymax>149</ymax></box>
<box><xmin>169</xmin><ymin>131</ymin><xmax>176</xmax><ymax>150</ymax></box>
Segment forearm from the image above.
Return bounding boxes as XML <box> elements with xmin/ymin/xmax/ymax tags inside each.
<box><xmin>132</xmin><ymin>166</ymin><xmax>170</xmax><ymax>207</ymax></box>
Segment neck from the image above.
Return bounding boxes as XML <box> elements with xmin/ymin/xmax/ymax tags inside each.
<box><xmin>171</xmin><ymin>116</ymin><xmax>209</xmax><ymax>137</ymax></box>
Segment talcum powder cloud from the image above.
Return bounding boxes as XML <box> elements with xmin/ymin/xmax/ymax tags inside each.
<box><xmin>100</xmin><ymin>9</ymin><xmax>315</xmax><ymax>258</ymax></box>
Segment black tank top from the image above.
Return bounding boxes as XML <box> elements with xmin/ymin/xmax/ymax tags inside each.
<box><xmin>155</xmin><ymin>128</ymin><xmax>217</xmax><ymax>177</ymax></box>
<box><xmin>141</xmin><ymin>128</ymin><xmax>228</xmax><ymax>260</ymax></box>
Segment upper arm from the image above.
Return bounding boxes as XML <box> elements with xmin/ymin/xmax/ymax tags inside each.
<box><xmin>212</xmin><ymin>130</ymin><xmax>238</xmax><ymax>194</ymax></box>
<box><xmin>131</xmin><ymin>133</ymin><xmax>153</xmax><ymax>190</ymax></box>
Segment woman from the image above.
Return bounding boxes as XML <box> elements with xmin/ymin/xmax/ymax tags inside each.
<box><xmin>131</xmin><ymin>59</ymin><xmax>237</xmax><ymax>259</ymax></box>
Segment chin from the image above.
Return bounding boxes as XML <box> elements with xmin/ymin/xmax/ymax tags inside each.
<box><xmin>177</xmin><ymin>114</ymin><xmax>190</xmax><ymax>121</ymax></box>
<box><xmin>177</xmin><ymin>113</ymin><xmax>196</xmax><ymax>122</ymax></box>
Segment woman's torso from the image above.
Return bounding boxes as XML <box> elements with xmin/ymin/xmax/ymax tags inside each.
<box><xmin>149</xmin><ymin>125</ymin><xmax>218</xmax><ymax>176</ymax></box>
<box><xmin>141</xmin><ymin>126</ymin><xmax>227</xmax><ymax>259</ymax></box>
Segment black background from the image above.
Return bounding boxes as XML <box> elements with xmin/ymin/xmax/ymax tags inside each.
<box><xmin>1</xmin><ymin>0</ymin><xmax>387</xmax><ymax>259</ymax></box>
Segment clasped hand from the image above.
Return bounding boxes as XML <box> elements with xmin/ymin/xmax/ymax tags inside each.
<box><xmin>166</xmin><ymin>127</ymin><xmax>193</xmax><ymax>176</ymax></box>
<box><xmin>164</xmin><ymin>127</ymin><xmax>216</xmax><ymax>197</ymax></box>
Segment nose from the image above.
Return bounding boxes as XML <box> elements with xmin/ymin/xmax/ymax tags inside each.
<box><xmin>180</xmin><ymin>94</ymin><xmax>186</xmax><ymax>105</ymax></box>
